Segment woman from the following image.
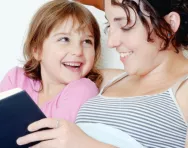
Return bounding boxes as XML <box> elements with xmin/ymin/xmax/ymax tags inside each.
<box><xmin>17</xmin><ymin>0</ymin><xmax>188</xmax><ymax>147</ymax></box>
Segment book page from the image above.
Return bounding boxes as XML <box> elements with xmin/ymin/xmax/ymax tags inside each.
<box><xmin>0</xmin><ymin>88</ymin><xmax>22</xmax><ymax>100</ymax></box>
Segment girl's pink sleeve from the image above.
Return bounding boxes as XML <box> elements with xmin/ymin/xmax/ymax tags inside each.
<box><xmin>55</xmin><ymin>78</ymin><xmax>99</xmax><ymax>122</ymax></box>
<box><xmin>0</xmin><ymin>67</ymin><xmax>21</xmax><ymax>92</ymax></box>
<box><xmin>64</xmin><ymin>78</ymin><xmax>99</xmax><ymax>105</ymax></box>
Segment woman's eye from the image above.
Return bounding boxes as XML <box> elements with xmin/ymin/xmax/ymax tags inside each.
<box><xmin>121</xmin><ymin>26</ymin><xmax>131</xmax><ymax>32</ymax></box>
<box><xmin>121</xmin><ymin>20</ymin><xmax>135</xmax><ymax>32</ymax></box>
<box><xmin>58</xmin><ymin>37</ymin><xmax>70</xmax><ymax>42</ymax></box>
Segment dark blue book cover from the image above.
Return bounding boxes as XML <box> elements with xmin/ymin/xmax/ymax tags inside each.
<box><xmin>0</xmin><ymin>88</ymin><xmax>47</xmax><ymax>148</ymax></box>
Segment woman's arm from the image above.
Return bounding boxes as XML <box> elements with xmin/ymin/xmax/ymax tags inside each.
<box><xmin>16</xmin><ymin>118</ymin><xmax>116</xmax><ymax>148</ymax></box>
<box><xmin>75</xmin><ymin>0</ymin><xmax>104</xmax><ymax>10</ymax></box>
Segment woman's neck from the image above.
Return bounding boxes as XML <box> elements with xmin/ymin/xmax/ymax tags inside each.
<box><xmin>140</xmin><ymin>49</ymin><xmax>188</xmax><ymax>83</ymax></box>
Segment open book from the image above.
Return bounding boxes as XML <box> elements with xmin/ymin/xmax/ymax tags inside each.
<box><xmin>0</xmin><ymin>88</ymin><xmax>47</xmax><ymax>148</ymax></box>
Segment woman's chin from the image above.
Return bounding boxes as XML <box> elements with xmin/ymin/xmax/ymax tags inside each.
<box><xmin>124</xmin><ymin>66</ymin><xmax>136</xmax><ymax>76</ymax></box>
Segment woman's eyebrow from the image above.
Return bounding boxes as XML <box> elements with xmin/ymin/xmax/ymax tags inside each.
<box><xmin>114</xmin><ymin>17</ymin><xmax>127</xmax><ymax>22</ymax></box>
<box><xmin>105</xmin><ymin>15</ymin><xmax>127</xmax><ymax>22</ymax></box>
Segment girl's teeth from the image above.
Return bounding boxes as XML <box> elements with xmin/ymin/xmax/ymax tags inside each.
<box><xmin>64</xmin><ymin>63</ymin><xmax>81</xmax><ymax>66</ymax></box>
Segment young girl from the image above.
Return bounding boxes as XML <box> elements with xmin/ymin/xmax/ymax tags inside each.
<box><xmin>0</xmin><ymin>0</ymin><xmax>102</xmax><ymax>123</ymax></box>
<box><xmin>17</xmin><ymin>0</ymin><xmax>188</xmax><ymax>148</ymax></box>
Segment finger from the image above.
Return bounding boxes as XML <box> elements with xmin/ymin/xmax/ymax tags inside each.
<box><xmin>28</xmin><ymin>118</ymin><xmax>62</xmax><ymax>132</ymax></box>
<box><xmin>30</xmin><ymin>139</ymin><xmax>57</xmax><ymax>148</ymax></box>
<box><xmin>17</xmin><ymin>128</ymin><xmax>59</xmax><ymax>146</ymax></box>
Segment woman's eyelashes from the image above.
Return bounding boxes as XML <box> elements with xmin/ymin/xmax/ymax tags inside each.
<box><xmin>121</xmin><ymin>26</ymin><xmax>132</xmax><ymax>32</ymax></box>
<box><xmin>121</xmin><ymin>19</ymin><xmax>136</xmax><ymax>32</ymax></box>
<box><xmin>104</xmin><ymin>22</ymin><xmax>133</xmax><ymax>34</ymax></box>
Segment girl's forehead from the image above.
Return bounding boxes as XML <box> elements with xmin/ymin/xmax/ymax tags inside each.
<box><xmin>50</xmin><ymin>17</ymin><xmax>93</xmax><ymax>36</ymax></box>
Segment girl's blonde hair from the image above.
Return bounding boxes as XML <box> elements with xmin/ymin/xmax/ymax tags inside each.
<box><xmin>23</xmin><ymin>0</ymin><xmax>102</xmax><ymax>88</ymax></box>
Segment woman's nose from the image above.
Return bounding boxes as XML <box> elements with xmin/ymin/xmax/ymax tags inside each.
<box><xmin>107</xmin><ymin>29</ymin><xmax>121</xmax><ymax>48</ymax></box>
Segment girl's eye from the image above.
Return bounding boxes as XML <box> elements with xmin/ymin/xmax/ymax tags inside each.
<box><xmin>104</xmin><ymin>21</ymin><xmax>110</xmax><ymax>34</ymax></box>
<box><xmin>104</xmin><ymin>25</ymin><xmax>110</xmax><ymax>34</ymax></box>
<box><xmin>104</xmin><ymin>21</ymin><xmax>110</xmax><ymax>33</ymax></box>
<box><xmin>83</xmin><ymin>39</ymin><xmax>94</xmax><ymax>48</ymax></box>
<box><xmin>84</xmin><ymin>39</ymin><xmax>93</xmax><ymax>45</ymax></box>
<box><xmin>58</xmin><ymin>37</ymin><xmax>70</xmax><ymax>42</ymax></box>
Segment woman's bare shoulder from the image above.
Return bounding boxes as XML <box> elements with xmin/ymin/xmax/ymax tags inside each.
<box><xmin>99</xmin><ymin>69</ymin><xmax>125</xmax><ymax>89</ymax></box>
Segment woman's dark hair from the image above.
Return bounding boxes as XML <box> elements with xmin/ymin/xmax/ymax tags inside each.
<box><xmin>111</xmin><ymin>0</ymin><xmax>188</xmax><ymax>52</ymax></box>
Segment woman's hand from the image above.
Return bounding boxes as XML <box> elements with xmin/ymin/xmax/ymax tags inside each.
<box><xmin>16</xmin><ymin>118</ymin><xmax>108</xmax><ymax>148</ymax></box>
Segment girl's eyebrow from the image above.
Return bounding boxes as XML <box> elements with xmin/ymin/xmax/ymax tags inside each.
<box><xmin>53</xmin><ymin>32</ymin><xmax>71</xmax><ymax>37</ymax></box>
<box><xmin>86</xmin><ymin>35</ymin><xmax>94</xmax><ymax>38</ymax></box>
<box><xmin>53</xmin><ymin>32</ymin><xmax>94</xmax><ymax>39</ymax></box>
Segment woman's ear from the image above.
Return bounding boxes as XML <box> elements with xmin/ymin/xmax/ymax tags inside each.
<box><xmin>165</xmin><ymin>12</ymin><xmax>180</xmax><ymax>33</ymax></box>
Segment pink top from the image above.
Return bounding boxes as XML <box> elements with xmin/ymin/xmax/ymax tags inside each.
<box><xmin>0</xmin><ymin>67</ymin><xmax>99</xmax><ymax>122</ymax></box>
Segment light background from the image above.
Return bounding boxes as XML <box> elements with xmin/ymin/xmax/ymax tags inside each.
<box><xmin>0</xmin><ymin>0</ymin><xmax>123</xmax><ymax>81</ymax></box>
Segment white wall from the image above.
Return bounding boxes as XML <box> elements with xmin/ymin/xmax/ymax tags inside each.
<box><xmin>0</xmin><ymin>0</ymin><xmax>49</xmax><ymax>80</ymax></box>
<box><xmin>0</xmin><ymin>0</ymin><xmax>123</xmax><ymax>81</ymax></box>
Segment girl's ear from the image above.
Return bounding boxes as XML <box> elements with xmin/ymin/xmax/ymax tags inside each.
<box><xmin>33</xmin><ymin>48</ymin><xmax>41</xmax><ymax>61</ymax></box>
<box><xmin>165</xmin><ymin>12</ymin><xmax>180</xmax><ymax>33</ymax></box>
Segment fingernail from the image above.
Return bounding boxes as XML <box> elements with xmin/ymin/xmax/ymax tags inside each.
<box><xmin>16</xmin><ymin>138</ymin><xmax>22</xmax><ymax>145</ymax></box>
<box><xmin>28</xmin><ymin>125</ymin><xmax>34</xmax><ymax>131</ymax></box>
<box><xmin>28</xmin><ymin>126</ymin><xmax>32</xmax><ymax>131</ymax></box>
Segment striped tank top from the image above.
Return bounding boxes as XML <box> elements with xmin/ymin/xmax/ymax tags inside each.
<box><xmin>76</xmin><ymin>72</ymin><xmax>188</xmax><ymax>148</ymax></box>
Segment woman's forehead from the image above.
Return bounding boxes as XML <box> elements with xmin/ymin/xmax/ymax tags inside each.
<box><xmin>105</xmin><ymin>1</ymin><xmax>135</xmax><ymax>19</ymax></box>
<box><xmin>105</xmin><ymin>0</ymin><xmax>147</xmax><ymax>19</ymax></box>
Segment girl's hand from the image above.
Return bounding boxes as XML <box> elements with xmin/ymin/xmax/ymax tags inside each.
<box><xmin>16</xmin><ymin>118</ymin><xmax>101</xmax><ymax>148</ymax></box>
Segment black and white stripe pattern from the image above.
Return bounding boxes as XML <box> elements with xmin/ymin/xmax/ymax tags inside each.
<box><xmin>76</xmin><ymin>73</ymin><xmax>188</xmax><ymax>148</ymax></box>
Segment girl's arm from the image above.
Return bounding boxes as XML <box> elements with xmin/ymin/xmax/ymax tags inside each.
<box><xmin>0</xmin><ymin>67</ymin><xmax>19</xmax><ymax>92</ymax></box>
